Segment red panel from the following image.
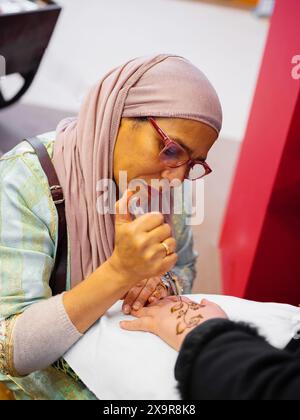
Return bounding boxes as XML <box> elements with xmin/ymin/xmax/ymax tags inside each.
<box><xmin>220</xmin><ymin>0</ymin><xmax>300</xmax><ymax>305</ymax></box>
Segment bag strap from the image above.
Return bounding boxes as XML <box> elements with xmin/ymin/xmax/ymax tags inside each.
<box><xmin>25</xmin><ymin>137</ymin><xmax>68</xmax><ymax>295</ymax></box>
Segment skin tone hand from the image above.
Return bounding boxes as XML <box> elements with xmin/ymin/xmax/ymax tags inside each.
<box><xmin>63</xmin><ymin>190</ymin><xmax>177</xmax><ymax>334</ymax></box>
<box><xmin>121</xmin><ymin>276</ymin><xmax>170</xmax><ymax>314</ymax></box>
<box><xmin>109</xmin><ymin>189</ymin><xmax>178</xmax><ymax>282</ymax></box>
<box><xmin>120</xmin><ymin>296</ymin><xmax>228</xmax><ymax>352</ymax></box>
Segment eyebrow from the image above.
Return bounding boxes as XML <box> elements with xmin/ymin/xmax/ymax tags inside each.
<box><xmin>172</xmin><ymin>137</ymin><xmax>206</xmax><ymax>162</ymax></box>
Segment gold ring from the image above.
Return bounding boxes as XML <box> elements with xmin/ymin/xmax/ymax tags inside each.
<box><xmin>161</xmin><ymin>241</ymin><xmax>172</xmax><ymax>257</ymax></box>
<box><xmin>153</xmin><ymin>283</ymin><xmax>166</xmax><ymax>298</ymax></box>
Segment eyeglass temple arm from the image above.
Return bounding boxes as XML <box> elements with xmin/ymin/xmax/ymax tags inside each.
<box><xmin>148</xmin><ymin>117</ymin><xmax>170</xmax><ymax>143</ymax></box>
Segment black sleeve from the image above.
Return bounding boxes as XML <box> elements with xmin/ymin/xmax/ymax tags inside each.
<box><xmin>175</xmin><ymin>319</ymin><xmax>300</xmax><ymax>400</ymax></box>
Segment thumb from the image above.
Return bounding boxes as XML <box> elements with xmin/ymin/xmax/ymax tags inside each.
<box><xmin>115</xmin><ymin>189</ymin><xmax>134</xmax><ymax>225</ymax></box>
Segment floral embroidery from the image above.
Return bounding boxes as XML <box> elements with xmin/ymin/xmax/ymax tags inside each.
<box><xmin>0</xmin><ymin>316</ymin><xmax>19</xmax><ymax>376</ymax></box>
<box><xmin>52</xmin><ymin>358</ymin><xmax>81</xmax><ymax>383</ymax></box>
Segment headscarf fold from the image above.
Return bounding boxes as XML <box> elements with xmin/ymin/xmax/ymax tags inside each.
<box><xmin>52</xmin><ymin>54</ymin><xmax>222</xmax><ymax>287</ymax></box>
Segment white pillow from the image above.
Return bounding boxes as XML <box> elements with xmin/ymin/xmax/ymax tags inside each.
<box><xmin>64</xmin><ymin>294</ymin><xmax>300</xmax><ymax>400</ymax></box>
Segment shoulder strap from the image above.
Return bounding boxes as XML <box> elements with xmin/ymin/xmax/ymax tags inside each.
<box><xmin>25</xmin><ymin>137</ymin><xmax>68</xmax><ymax>295</ymax></box>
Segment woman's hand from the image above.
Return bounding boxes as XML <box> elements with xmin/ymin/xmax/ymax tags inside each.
<box><xmin>121</xmin><ymin>277</ymin><xmax>169</xmax><ymax>314</ymax></box>
<box><xmin>109</xmin><ymin>190</ymin><xmax>178</xmax><ymax>288</ymax></box>
<box><xmin>120</xmin><ymin>296</ymin><xmax>228</xmax><ymax>351</ymax></box>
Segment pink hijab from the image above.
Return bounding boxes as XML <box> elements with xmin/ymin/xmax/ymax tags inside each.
<box><xmin>52</xmin><ymin>54</ymin><xmax>222</xmax><ymax>287</ymax></box>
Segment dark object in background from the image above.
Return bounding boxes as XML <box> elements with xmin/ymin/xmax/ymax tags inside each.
<box><xmin>0</xmin><ymin>0</ymin><xmax>61</xmax><ymax>109</ymax></box>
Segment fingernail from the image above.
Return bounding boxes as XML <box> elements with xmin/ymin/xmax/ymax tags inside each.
<box><xmin>133</xmin><ymin>302</ymin><xmax>141</xmax><ymax>311</ymax></box>
<box><xmin>124</xmin><ymin>305</ymin><xmax>131</xmax><ymax>314</ymax></box>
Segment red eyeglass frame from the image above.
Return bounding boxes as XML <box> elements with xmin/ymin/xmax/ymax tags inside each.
<box><xmin>148</xmin><ymin>117</ymin><xmax>212</xmax><ymax>180</ymax></box>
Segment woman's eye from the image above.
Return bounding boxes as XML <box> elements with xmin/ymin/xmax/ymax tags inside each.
<box><xmin>164</xmin><ymin>145</ymin><xmax>179</xmax><ymax>157</ymax></box>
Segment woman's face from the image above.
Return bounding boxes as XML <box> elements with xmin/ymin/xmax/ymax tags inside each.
<box><xmin>113</xmin><ymin>117</ymin><xmax>218</xmax><ymax>189</ymax></box>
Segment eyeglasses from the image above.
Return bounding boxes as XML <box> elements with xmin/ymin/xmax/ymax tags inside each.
<box><xmin>148</xmin><ymin>117</ymin><xmax>212</xmax><ymax>181</ymax></box>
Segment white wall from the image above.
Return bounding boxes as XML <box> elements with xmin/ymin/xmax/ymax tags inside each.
<box><xmin>19</xmin><ymin>0</ymin><xmax>269</xmax><ymax>143</ymax></box>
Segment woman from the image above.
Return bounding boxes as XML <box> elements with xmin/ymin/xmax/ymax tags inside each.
<box><xmin>0</xmin><ymin>54</ymin><xmax>222</xmax><ymax>400</ymax></box>
<box><xmin>121</xmin><ymin>296</ymin><xmax>300</xmax><ymax>400</ymax></box>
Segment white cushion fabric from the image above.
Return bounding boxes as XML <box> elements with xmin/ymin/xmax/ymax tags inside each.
<box><xmin>64</xmin><ymin>294</ymin><xmax>300</xmax><ymax>400</ymax></box>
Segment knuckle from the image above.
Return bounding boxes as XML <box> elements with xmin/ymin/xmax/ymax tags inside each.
<box><xmin>150</xmin><ymin>212</ymin><xmax>164</xmax><ymax>224</ymax></box>
<box><xmin>120</xmin><ymin>223</ymin><xmax>132</xmax><ymax>238</ymax></box>
<box><xmin>156</xmin><ymin>213</ymin><xmax>165</xmax><ymax>223</ymax></box>
<box><xmin>126</xmin><ymin>288</ymin><xmax>140</xmax><ymax>302</ymax></box>
<box><xmin>137</xmin><ymin>233</ymin><xmax>148</xmax><ymax>249</ymax></box>
<box><xmin>136</xmin><ymin>280</ymin><xmax>146</xmax><ymax>288</ymax></box>
<box><xmin>133</xmin><ymin>235</ymin><xmax>144</xmax><ymax>250</ymax></box>
<box><xmin>127</xmin><ymin>223</ymin><xmax>137</xmax><ymax>236</ymax></box>
<box><xmin>145</xmin><ymin>282</ymin><xmax>156</xmax><ymax>294</ymax></box>
<box><xmin>138</xmin><ymin>290</ymin><xmax>150</xmax><ymax>302</ymax></box>
<box><xmin>147</xmin><ymin>318</ymin><xmax>156</xmax><ymax>333</ymax></box>
<box><xmin>149</xmin><ymin>277</ymin><xmax>160</xmax><ymax>287</ymax></box>
<box><xmin>144</xmin><ymin>248</ymin><xmax>156</xmax><ymax>262</ymax></box>
<box><xmin>172</xmin><ymin>252</ymin><xmax>178</xmax><ymax>263</ymax></box>
<box><xmin>169</xmin><ymin>237</ymin><xmax>177</xmax><ymax>249</ymax></box>
<box><xmin>164</xmin><ymin>223</ymin><xmax>172</xmax><ymax>236</ymax></box>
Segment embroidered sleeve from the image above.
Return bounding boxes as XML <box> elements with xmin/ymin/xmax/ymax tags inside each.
<box><xmin>0</xmin><ymin>315</ymin><xmax>20</xmax><ymax>376</ymax></box>
<box><xmin>0</xmin><ymin>150</ymin><xmax>57</xmax><ymax>376</ymax></box>
<box><xmin>0</xmin><ymin>152</ymin><xmax>57</xmax><ymax>318</ymax></box>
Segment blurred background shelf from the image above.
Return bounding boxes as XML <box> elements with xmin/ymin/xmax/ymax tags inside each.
<box><xmin>0</xmin><ymin>0</ymin><xmax>61</xmax><ymax>109</ymax></box>
<box><xmin>189</xmin><ymin>0</ymin><xmax>259</xmax><ymax>9</ymax></box>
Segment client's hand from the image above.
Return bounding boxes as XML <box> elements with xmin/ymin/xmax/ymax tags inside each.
<box><xmin>120</xmin><ymin>296</ymin><xmax>228</xmax><ymax>351</ymax></box>
<box><xmin>122</xmin><ymin>277</ymin><xmax>169</xmax><ymax>314</ymax></box>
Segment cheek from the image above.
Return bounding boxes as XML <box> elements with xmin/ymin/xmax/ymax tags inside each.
<box><xmin>115</xmin><ymin>156</ymin><xmax>163</xmax><ymax>183</ymax></box>
<box><xmin>114</xmin><ymin>134</ymin><xmax>164</xmax><ymax>181</ymax></box>
<box><xmin>133</xmin><ymin>161</ymin><xmax>164</xmax><ymax>180</ymax></box>
<box><xmin>132</xmin><ymin>144</ymin><xmax>164</xmax><ymax>176</ymax></box>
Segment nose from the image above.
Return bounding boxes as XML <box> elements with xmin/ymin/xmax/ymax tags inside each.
<box><xmin>161</xmin><ymin>164</ymin><xmax>189</xmax><ymax>183</ymax></box>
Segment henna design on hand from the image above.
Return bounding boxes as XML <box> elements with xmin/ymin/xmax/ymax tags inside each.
<box><xmin>170</xmin><ymin>298</ymin><xmax>206</xmax><ymax>335</ymax></box>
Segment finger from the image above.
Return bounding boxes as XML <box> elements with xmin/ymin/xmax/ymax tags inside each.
<box><xmin>147</xmin><ymin>296</ymin><xmax>176</xmax><ymax>308</ymax></box>
<box><xmin>164</xmin><ymin>295</ymin><xmax>179</xmax><ymax>302</ymax></box>
<box><xmin>147</xmin><ymin>223</ymin><xmax>172</xmax><ymax>244</ymax></box>
<box><xmin>148</xmin><ymin>296</ymin><xmax>159</xmax><ymax>305</ymax></box>
<box><xmin>201</xmin><ymin>299</ymin><xmax>222</xmax><ymax>309</ymax></box>
<box><xmin>130</xmin><ymin>306</ymin><xmax>153</xmax><ymax>317</ymax></box>
<box><xmin>201</xmin><ymin>299</ymin><xmax>216</xmax><ymax>306</ymax></box>
<box><xmin>122</xmin><ymin>285</ymin><xmax>144</xmax><ymax>314</ymax></box>
<box><xmin>158</xmin><ymin>295</ymin><xmax>183</xmax><ymax>305</ymax></box>
<box><xmin>133</xmin><ymin>212</ymin><xmax>165</xmax><ymax>233</ymax></box>
<box><xmin>156</xmin><ymin>237</ymin><xmax>177</xmax><ymax>258</ymax></box>
<box><xmin>157</xmin><ymin>252</ymin><xmax>178</xmax><ymax>275</ymax></box>
<box><xmin>120</xmin><ymin>317</ymin><xmax>154</xmax><ymax>333</ymax></box>
<box><xmin>115</xmin><ymin>189</ymin><xmax>135</xmax><ymax>224</ymax></box>
<box><xmin>148</xmin><ymin>283</ymin><xmax>168</xmax><ymax>304</ymax></box>
<box><xmin>151</xmin><ymin>283</ymin><xmax>168</xmax><ymax>300</ymax></box>
<box><xmin>123</xmin><ymin>278</ymin><xmax>150</xmax><ymax>313</ymax></box>
<box><xmin>132</xmin><ymin>279</ymin><xmax>158</xmax><ymax>311</ymax></box>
